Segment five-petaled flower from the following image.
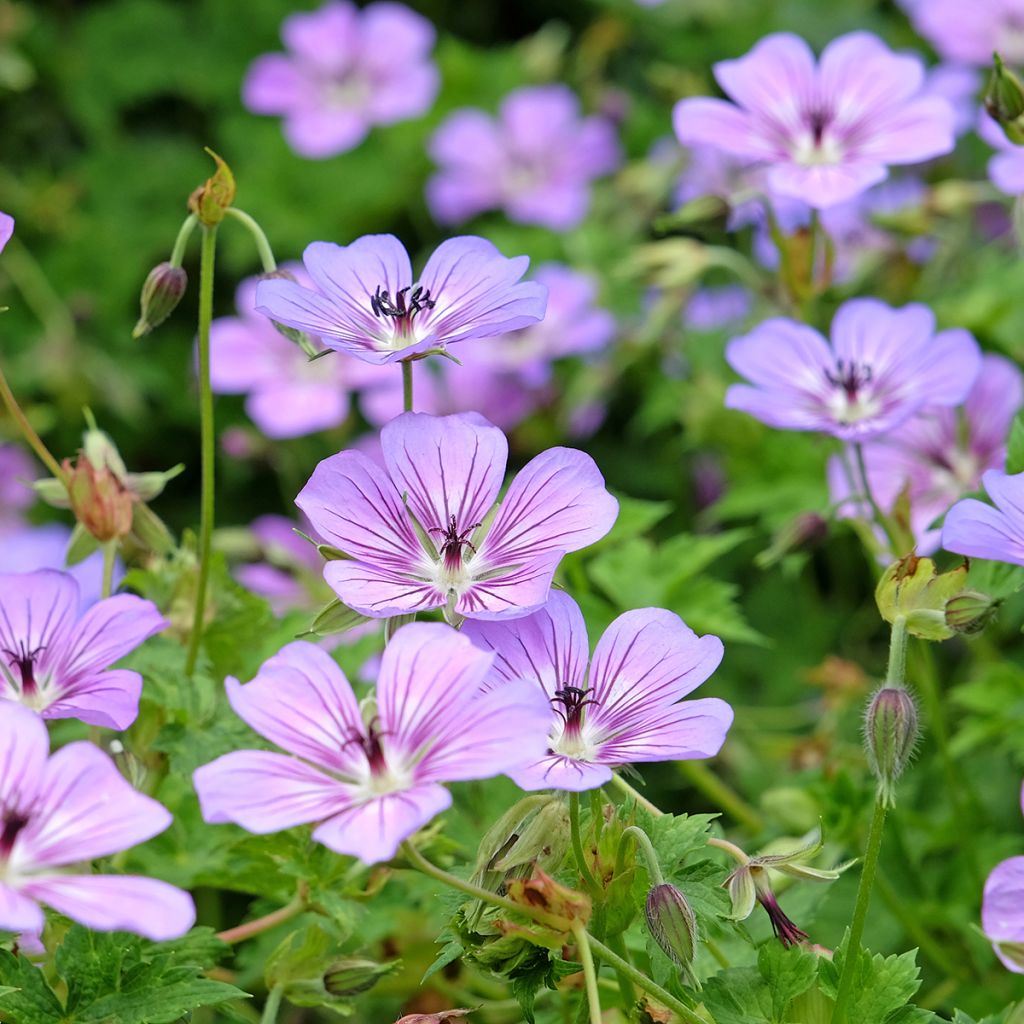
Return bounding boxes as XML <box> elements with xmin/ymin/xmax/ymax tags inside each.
<box><xmin>725</xmin><ymin>298</ymin><xmax>981</xmax><ymax>441</ymax></box>
<box><xmin>0</xmin><ymin>704</ymin><xmax>195</xmax><ymax>939</ymax></box>
<box><xmin>192</xmin><ymin>626</ymin><xmax>552</xmax><ymax>864</ymax></box>
<box><xmin>942</xmin><ymin>469</ymin><xmax>1024</xmax><ymax>565</ymax></box>
<box><xmin>296</xmin><ymin>412</ymin><xmax>618</xmax><ymax>621</ymax></box>
<box><xmin>242</xmin><ymin>0</ymin><xmax>439</xmax><ymax>159</ymax></box>
<box><xmin>0</xmin><ymin>569</ymin><xmax>166</xmax><ymax>729</ymax></box>
<box><xmin>462</xmin><ymin>591</ymin><xmax>732</xmax><ymax>790</ymax></box>
<box><xmin>255</xmin><ymin>234</ymin><xmax>547</xmax><ymax>365</ymax></box>
<box><xmin>673</xmin><ymin>31</ymin><xmax>956</xmax><ymax>208</ymax></box>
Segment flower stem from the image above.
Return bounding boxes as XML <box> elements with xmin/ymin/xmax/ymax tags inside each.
<box><xmin>570</xmin><ymin>792</ymin><xmax>601</xmax><ymax>894</ymax></box>
<box><xmin>605</xmin><ymin>932</ymin><xmax>637</xmax><ymax>1008</ymax></box>
<box><xmin>216</xmin><ymin>887</ymin><xmax>308</xmax><ymax>944</ymax></box>
<box><xmin>185</xmin><ymin>224</ymin><xmax>218</xmax><ymax>677</ymax></box>
<box><xmin>260</xmin><ymin>983</ymin><xmax>284</xmax><ymax>1024</ymax></box>
<box><xmin>616</xmin><ymin>825</ymin><xmax>665</xmax><ymax>885</ymax></box>
<box><xmin>169</xmin><ymin>213</ymin><xmax>199</xmax><ymax>268</ymax></box>
<box><xmin>885</xmin><ymin>614</ymin><xmax>908</xmax><ymax>687</ymax></box>
<box><xmin>852</xmin><ymin>443</ymin><xmax>901</xmax><ymax>557</ymax></box>
<box><xmin>829</xmin><ymin>799</ymin><xmax>888</xmax><ymax>1024</ymax></box>
<box><xmin>0</xmin><ymin>363</ymin><xmax>66</xmax><ymax>484</ymax></box>
<box><xmin>225</xmin><ymin>208</ymin><xmax>277</xmax><ymax>273</ymax></box>
<box><xmin>572</xmin><ymin>923</ymin><xmax>603</xmax><ymax>1024</ymax></box>
<box><xmin>101</xmin><ymin>541</ymin><xmax>116</xmax><ymax>599</ymax></box>
<box><xmin>402</xmin><ymin>359</ymin><xmax>414</xmax><ymax>412</ymax></box>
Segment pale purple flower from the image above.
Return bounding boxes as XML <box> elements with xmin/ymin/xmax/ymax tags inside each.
<box><xmin>673</xmin><ymin>32</ymin><xmax>956</xmax><ymax>208</ymax></box>
<box><xmin>904</xmin><ymin>0</ymin><xmax>1024</xmax><ymax>66</ymax></box>
<box><xmin>924</xmin><ymin>64</ymin><xmax>981</xmax><ymax>136</ymax></box>
<box><xmin>942</xmin><ymin>469</ymin><xmax>1024</xmax><ymax>563</ymax></box>
<box><xmin>725</xmin><ymin>299</ymin><xmax>981</xmax><ymax>441</ymax></box>
<box><xmin>426</xmin><ymin>85</ymin><xmax>622</xmax><ymax>230</ymax></box>
<box><xmin>0</xmin><ymin>569</ymin><xmax>166</xmax><ymax>729</ymax></box>
<box><xmin>296</xmin><ymin>412</ymin><xmax>618</xmax><ymax>621</ymax></box>
<box><xmin>211</xmin><ymin>270</ymin><xmax>373</xmax><ymax>438</ymax></box>
<box><xmin>0</xmin><ymin>212</ymin><xmax>12</xmax><ymax>255</ymax></box>
<box><xmin>0</xmin><ymin>444</ymin><xmax>37</xmax><ymax>532</ymax></box>
<box><xmin>684</xmin><ymin>286</ymin><xmax>752</xmax><ymax>332</ymax></box>
<box><xmin>462</xmin><ymin>591</ymin><xmax>732</xmax><ymax>791</ymax></box>
<box><xmin>979</xmin><ymin>111</ymin><xmax>1024</xmax><ymax>196</ymax></box>
<box><xmin>982</xmin><ymin>781</ymin><xmax>1024</xmax><ymax>972</ymax></box>
<box><xmin>0</xmin><ymin>703</ymin><xmax>194</xmax><ymax>939</ymax></box>
<box><xmin>830</xmin><ymin>354</ymin><xmax>1023</xmax><ymax>552</ymax></box>
<box><xmin>255</xmin><ymin>235</ymin><xmax>547</xmax><ymax>366</ymax></box>
<box><xmin>242</xmin><ymin>0</ymin><xmax>439</xmax><ymax>159</ymax></box>
<box><xmin>234</xmin><ymin>515</ymin><xmax>324</xmax><ymax>613</ymax></box>
<box><xmin>193</xmin><ymin>627</ymin><xmax>552</xmax><ymax>863</ymax></box>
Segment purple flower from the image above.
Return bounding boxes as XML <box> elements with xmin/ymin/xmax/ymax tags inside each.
<box><xmin>923</xmin><ymin>64</ymin><xmax>981</xmax><ymax>136</ymax></box>
<box><xmin>0</xmin><ymin>569</ymin><xmax>166</xmax><ymax>729</ymax></box>
<box><xmin>255</xmin><ymin>235</ymin><xmax>547</xmax><ymax>366</ymax></box>
<box><xmin>426</xmin><ymin>85</ymin><xmax>622</xmax><ymax>230</ymax></box>
<box><xmin>725</xmin><ymin>299</ymin><xmax>981</xmax><ymax>441</ymax></box>
<box><xmin>0</xmin><ymin>704</ymin><xmax>195</xmax><ymax>939</ymax></box>
<box><xmin>211</xmin><ymin>270</ymin><xmax>371</xmax><ymax>438</ymax></box>
<box><xmin>234</xmin><ymin>514</ymin><xmax>325</xmax><ymax>613</ymax></box>
<box><xmin>296</xmin><ymin>412</ymin><xmax>618</xmax><ymax>621</ymax></box>
<box><xmin>0</xmin><ymin>213</ymin><xmax>12</xmax><ymax>255</ymax></box>
<box><xmin>193</xmin><ymin>626</ymin><xmax>552</xmax><ymax>863</ymax></box>
<box><xmin>904</xmin><ymin>0</ymin><xmax>1024</xmax><ymax>66</ymax></box>
<box><xmin>462</xmin><ymin>591</ymin><xmax>732</xmax><ymax>791</ymax></box>
<box><xmin>831</xmin><ymin>354</ymin><xmax>1023</xmax><ymax>553</ymax></box>
<box><xmin>673</xmin><ymin>32</ymin><xmax>956</xmax><ymax>208</ymax></box>
<box><xmin>942</xmin><ymin>469</ymin><xmax>1024</xmax><ymax>564</ymax></box>
<box><xmin>0</xmin><ymin>443</ymin><xmax>37</xmax><ymax>532</ymax></box>
<box><xmin>982</xmin><ymin>781</ymin><xmax>1024</xmax><ymax>972</ymax></box>
<box><xmin>684</xmin><ymin>286</ymin><xmax>752</xmax><ymax>332</ymax></box>
<box><xmin>979</xmin><ymin>111</ymin><xmax>1024</xmax><ymax>196</ymax></box>
<box><xmin>242</xmin><ymin>0</ymin><xmax>439</xmax><ymax>159</ymax></box>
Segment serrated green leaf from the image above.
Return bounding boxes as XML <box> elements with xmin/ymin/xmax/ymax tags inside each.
<box><xmin>818</xmin><ymin>939</ymin><xmax>922</xmax><ymax>1024</ymax></box>
<box><xmin>758</xmin><ymin>942</ymin><xmax>817</xmax><ymax>1022</ymax></box>
<box><xmin>0</xmin><ymin>949</ymin><xmax>64</xmax><ymax>1023</ymax></box>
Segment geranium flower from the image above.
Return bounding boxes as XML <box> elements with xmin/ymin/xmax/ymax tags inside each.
<box><xmin>242</xmin><ymin>0</ymin><xmax>439</xmax><ymax>158</ymax></box>
<box><xmin>673</xmin><ymin>32</ymin><xmax>955</xmax><ymax>208</ymax></box>
<box><xmin>0</xmin><ymin>569</ymin><xmax>166</xmax><ymax>729</ymax></box>
<box><xmin>0</xmin><ymin>704</ymin><xmax>194</xmax><ymax>939</ymax></box>
<box><xmin>830</xmin><ymin>354</ymin><xmax>1023</xmax><ymax>552</ymax></box>
<box><xmin>255</xmin><ymin>235</ymin><xmax>547</xmax><ymax>366</ymax></box>
<box><xmin>296</xmin><ymin>412</ymin><xmax>618</xmax><ymax>621</ymax></box>
<box><xmin>982</xmin><ymin>781</ymin><xmax>1024</xmax><ymax>972</ymax></box>
<box><xmin>193</xmin><ymin>627</ymin><xmax>552</xmax><ymax>863</ymax></box>
<box><xmin>724</xmin><ymin>298</ymin><xmax>981</xmax><ymax>441</ymax></box>
<box><xmin>462</xmin><ymin>591</ymin><xmax>732</xmax><ymax>791</ymax></box>
<box><xmin>426</xmin><ymin>85</ymin><xmax>621</xmax><ymax>230</ymax></box>
<box><xmin>942</xmin><ymin>469</ymin><xmax>1024</xmax><ymax>565</ymax></box>
<box><xmin>901</xmin><ymin>0</ymin><xmax>1024</xmax><ymax>66</ymax></box>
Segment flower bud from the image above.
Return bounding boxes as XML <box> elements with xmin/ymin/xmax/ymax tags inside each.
<box><xmin>323</xmin><ymin>958</ymin><xmax>395</xmax><ymax>997</ymax></box>
<box><xmin>504</xmin><ymin>869</ymin><xmax>591</xmax><ymax>932</ymax></box>
<box><xmin>188</xmin><ymin>148</ymin><xmax>236</xmax><ymax>227</ymax></box>
<box><xmin>864</xmin><ymin>686</ymin><xmax>919</xmax><ymax>807</ymax></box>
<box><xmin>132</xmin><ymin>262</ymin><xmax>187</xmax><ymax>338</ymax></box>
<box><xmin>645</xmin><ymin>883</ymin><xmax>697</xmax><ymax>973</ymax></box>
<box><xmin>944</xmin><ymin>590</ymin><xmax>999</xmax><ymax>635</ymax></box>
<box><xmin>64</xmin><ymin>455</ymin><xmax>133</xmax><ymax>542</ymax></box>
<box><xmin>985</xmin><ymin>54</ymin><xmax>1024</xmax><ymax>144</ymax></box>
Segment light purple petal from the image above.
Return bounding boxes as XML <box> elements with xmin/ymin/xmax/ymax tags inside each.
<box><xmin>225</xmin><ymin>640</ymin><xmax>365</xmax><ymax>774</ymax></box>
<box><xmin>765</xmin><ymin>161</ymin><xmax>889</xmax><ymax>208</ymax></box>
<box><xmin>21</xmin><ymin>875</ymin><xmax>195</xmax><ymax>941</ymax></box>
<box><xmin>853</xmin><ymin>97</ymin><xmax>956</xmax><ymax>164</ymax></box>
<box><xmin>242</xmin><ymin>54</ymin><xmax>315</xmax><ymax>115</ymax></box>
<box><xmin>967</xmin><ymin>353</ymin><xmax>1024</xmax><ymax>457</ymax></box>
<box><xmin>324</xmin><ymin>559</ymin><xmax>444</xmax><ymax>617</ymax></box>
<box><xmin>456</xmin><ymin>552</ymin><xmax>563</xmax><ymax>620</ymax></box>
<box><xmin>281</xmin><ymin>0</ymin><xmax>359</xmax><ymax>72</ymax></box>
<box><xmin>0</xmin><ymin>213</ymin><xmax>13</xmax><ymax>255</ymax></box>
<box><xmin>509</xmin><ymin>755</ymin><xmax>613</xmax><ymax>793</ymax></box>
<box><xmin>592</xmin><ymin>697</ymin><xmax>734</xmax><ymax>764</ymax></box>
<box><xmin>989</xmin><ymin>150</ymin><xmax>1024</xmax><ymax>196</ymax></box>
<box><xmin>247</xmin><ymin>380</ymin><xmax>350</xmax><ymax>439</ymax></box>
<box><xmin>0</xmin><ymin>884</ymin><xmax>44</xmax><ymax>934</ymax></box>
<box><xmin>284</xmin><ymin>108</ymin><xmax>370</xmax><ymax>159</ymax></box>
<box><xmin>0</xmin><ymin>705</ymin><xmax>48</xmax><ymax>816</ymax></box>
<box><xmin>193</xmin><ymin>750</ymin><xmax>352</xmax><ymax>832</ymax></box>
<box><xmin>477</xmin><ymin>448</ymin><xmax>618</xmax><ymax>566</ymax></box>
<box><xmin>818</xmin><ymin>32</ymin><xmax>925</xmax><ymax>121</ymax></box>
<box><xmin>672</xmin><ymin>98</ymin><xmax>773</xmax><ymax>161</ymax></box>
<box><xmin>41</xmin><ymin>669</ymin><xmax>142</xmax><ymax>731</ymax></box>
<box><xmin>910</xmin><ymin>327</ymin><xmax>982</xmax><ymax>407</ymax></box>
<box><xmin>942</xmin><ymin>486</ymin><xmax>1024</xmax><ymax>565</ymax></box>
<box><xmin>312</xmin><ymin>784</ymin><xmax>451</xmax><ymax>863</ymax></box>
<box><xmin>0</xmin><ymin>569</ymin><xmax>79</xmax><ymax>673</ymax></box>
<box><xmin>983</xmin><ymin>856</ymin><xmax>1024</xmax><ymax>972</ymax></box>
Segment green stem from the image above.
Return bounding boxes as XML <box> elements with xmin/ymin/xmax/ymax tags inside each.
<box><xmin>260</xmin><ymin>983</ymin><xmax>284</xmax><ymax>1024</ymax></box>
<box><xmin>0</xmin><ymin>362</ymin><xmax>67</xmax><ymax>483</ymax></box>
<box><xmin>885</xmin><ymin>615</ymin><xmax>907</xmax><ymax>686</ymax></box>
<box><xmin>616</xmin><ymin>826</ymin><xmax>665</xmax><ymax>885</ymax></box>
<box><xmin>169</xmin><ymin>213</ymin><xmax>199</xmax><ymax>268</ymax></box>
<box><xmin>676</xmin><ymin>760</ymin><xmax>763</xmax><ymax>833</ymax></box>
<box><xmin>402</xmin><ymin>359</ymin><xmax>414</xmax><ymax>412</ymax></box>
<box><xmin>853</xmin><ymin>443</ymin><xmax>900</xmax><ymax>557</ymax></box>
<box><xmin>101</xmin><ymin>542</ymin><xmax>116</xmax><ymax>599</ymax></box>
<box><xmin>830</xmin><ymin>800</ymin><xmax>888</xmax><ymax>1024</ymax></box>
<box><xmin>572</xmin><ymin>923</ymin><xmax>602</xmax><ymax>1024</ymax></box>
<box><xmin>570</xmin><ymin>792</ymin><xmax>601</xmax><ymax>894</ymax></box>
<box><xmin>587</xmin><ymin>935</ymin><xmax>713</xmax><ymax>1024</ymax></box>
<box><xmin>216</xmin><ymin>887</ymin><xmax>307</xmax><ymax>944</ymax></box>
<box><xmin>185</xmin><ymin>224</ymin><xmax>218</xmax><ymax>677</ymax></box>
<box><xmin>605</xmin><ymin>932</ymin><xmax>637</xmax><ymax>1009</ymax></box>
<box><xmin>225</xmin><ymin>208</ymin><xmax>277</xmax><ymax>273</ymax></box>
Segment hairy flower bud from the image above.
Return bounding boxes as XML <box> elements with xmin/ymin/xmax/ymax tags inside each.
<box><xmin>944</xmin><ymin>590</ymin><xmax>999</xmax><ymax>635</ymax></box>
<box><xmin>864</xmin><ymin>686</ymin><xmax>919</xmax><ymax>807</ymax></box>
<box><xmin>645</xmin><ymin>883</ymin><xmax>698</xmax><ymax>973</ymax></box>
<box><xmin>986</xmin><ymin>54</ymin><xmax>1024</xmax><ymax>145</ymax></box>
<box><xmin>323</xmin><ymin>958</ymin><xmax>395</xmax><ymax>997</ymax></box>
<box><xmin>133</xmin><ymin>261</ymin><xmax>187</xmax><ymax>338</ymax></box>
<box><xmin>64</xmin><ymin>455</ymin><xmax>133</xmax><ymax>542</ymax></box>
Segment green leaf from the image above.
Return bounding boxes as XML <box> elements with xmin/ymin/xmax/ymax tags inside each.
<box><xmin>758</xmin><ymin>943</ymin><xmax>817</xmax><ymax>1022</ymax></box>
<box><xmin>701</xmin><ymin>965</ymin><xmax>773</xmax><ymax>1024</ymax></box>
<box><xmin>818</xmin><ymin>939</ymin><xmax>923</xmax><ymax>1024</ymax></box>
<box><xmin>0</xmin><ymin>949</ymin><xmax>64</xmax><ymax>1023</ymax></box>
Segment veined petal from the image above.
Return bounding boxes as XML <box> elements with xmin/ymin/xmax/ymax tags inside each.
<box><xmin>829</xmin><ymin>299</ymin><xmax>935</xmax><ymax>378</ymax></box>
<box><xmin>455</xmin><ymin>553</ymin><xmax>562</xmax><ymax>620</ymax></box>
<box><xmin>592</xmin><ymin>697</ymin><xmax>733</xmax><ymax>765</ymax></box>
<box><xmin>725</xmin><ymin>318</ymin><xmax>834</xmax><ymax>395</ymax></box>
<box><xmin>942</xmin><ymin>496</ymin><xmax>1024</xmax><ymax>565</ymax></box>
<box><xmin>41</xmin><ymin>669</ymin><xmax>141</xmax><ymax>731</ymax></box>
<box><xmin>0</xmin><ymin>705</ymin><xmax>48</xmax><ymax>820</ymax></box>
<box><xmin>0</xmin><ymin>884</ymin><xmax>44</xmax><ymax>934</ymax></box>
<box><xmin>381</xmin><ymin>412</ymin><xmax>507</xmax><ymax>537</ymax></box>
<box><xmin>303</xmin><ymin>236</ymin><xmax>411</xmax><ymax>322</ymax></box>
<box><xmin>462</xmin><ymin>590</ymin><xmax>589</xmax><ymax>696</ymax></box>
<box><xmin>312</xmin><ymin>784</ymin><xmax>451</xmax><ymax>864</ymax></box>
<box><xmin>476</xmin><ymin>448</ymin><xmax>618</xmax><ymax>566</ymax></box>
<box><xmin>672</xmin><ymin>98</ymin><xmax>775</xmax><ymax>161</ymax></box>
<box><xmin>21</xmin><ymin>875</ymin><xmax>195</xmax><ymax>941</ymax></box>
<box><xmin>984</xmin><ymin>856</ymin><xmax>1024</xmax><ymax>972</ymax></box>
<box><xmin>983</xmin><ymin>469</ymin><xmax>1024</xmax><ymax>523</ymax></box>
<box><xmin>20</xmin><ymin>741</ymin><xmax>171</xmax><ymax>867</ymax></box>
<box><xmin>0</xmin><ymin>570</ymin><xmax>79</xmax><ymax>678</ymax></box>
<box><xmin>508</xmin><ymin>754</ymin><xmax>613</xmax><ymax>793</ymax></box>
<box><xmin>225</xmin><ymin>641</ymin><xmax>365</xmax><ymax>774</ymax></box>
<box><xmin>324</xmin><ymin>560</ymin><xmax>444</xmax><ymax>617</ymax></box>
<box><xmin>900</xmin><ymin>327</ymin><xmax>980</xmax><ymax>408</ymax></box>
<box><xmin>193</xmin><ymin>751</ymin><xmax>352</xmax><ymax>832</ymax></box>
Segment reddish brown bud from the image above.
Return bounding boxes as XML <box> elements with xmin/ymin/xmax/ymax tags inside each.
<box><xmin>64</xmin><ymin>456</ymin><xmax>133</xmax><ymax>542</ymax></box>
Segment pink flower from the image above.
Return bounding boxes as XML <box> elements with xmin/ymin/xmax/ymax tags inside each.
<box><xmin>0</xmin><ymin>213</ymin><xmax>12</xmax><ymax>255</ymax></box>
<box><xmin>673</xmin><ymin>32</ymin><xmax>955</xmax><ymax>208</ymax></box>
<box><xmin>463</xmin><ymin>592</ymin><xmax>732</xmax><ymax>791</ymax></box>
<box><xmin>193</xmin><ymin>626</ymin><xmax>552</xmax><ymax>863</ymax></box>
<box><xmin>903</xmin><ymin>0</ymin><xmax>1024</xmax><ymax>66</ymax></box>
<box><xmin>0</xmin><ymin>704</ymin><xmax>194</xmax><ymax>940</ymax></box>
<box><xmin>243</xmin><ymin>0</ymin><xmax>439</xmax><ymax>158</ymax></box>
<box><xmin>0</xmin><ymin>569</ymin><xmax>166</xmax><ymax>729</ymax></box>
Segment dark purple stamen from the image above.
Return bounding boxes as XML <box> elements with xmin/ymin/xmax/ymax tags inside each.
<box><xmin>825</xmin><ymin>360</ymin><xmax>873</xmax><ymax>400</ymax></box>
<box><xmin>429</xmin><ymin>514</ymin><xmax>481</xmax><ymax>572</ymax></box>
<box><xmin>2</xmin><ymin>642</ymin><xmax>45</xmax><ymax>697</ymax></box>
<box><xmin>551</xmin><ymin>685</ymin><xmax>599</xmax><ymax>738</ymax></box>
<box><xmin>370</xmin><ymin>284</ymin><xmax>436</xmax><ymax>321</ymax></box>
<box><xmin>342</xmin><ymin>719</ymin><xmax>389</xmax><ymax>776</ymax></box>
<box><xmin>808</xmin><ymin>108</ymin><xmax>829</xmax><ymax>146</ymax></box>
<box><xmin>758</xmin><ymin>889</ymin><xmax>808</xmax><ymax>948</ymax></box>
<box><xmin>0</xmin><ymin>809</ymin><xmax>30</xmax><ymax>858</ymax></box>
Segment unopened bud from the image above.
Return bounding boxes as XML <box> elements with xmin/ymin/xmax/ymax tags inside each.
<box><xmin>645</xmin><ymin>884</ymin><xmax>697</xmax><ymax>973</ymax></box>
<box><xmin>323</xmin><ymin>958</ymin><xmax>395</xmax><ymax>997</ymax></box>
<box><xmin>505</xmin><ymin>869</ymin><xmax>591</xmax><ymax>932</ymax></box>
<box><xmin>64</xmin><ymin>456</ymin><xmax>133</xmax><ymax>542</ymax></box>
<box><xmin>864</xmin><ymin>686</ymin><xmax>919</xmax><ymax>807</ymax></box>
<box><xmin>133</xmin><ymin>262</ymin><xmax>187</xmax><ymax>338</ymax></box>
<box><xmin>986</xmin><ymin>54</ymin><xmax>1024</xmax><ymax>144</ymax></box>
<box><xmin>188</xmin><ymin>148</ymin><xmax>236</xmax><ymax>227</ymax></box>
<box><xmin>944</xmin><ymin>590</ymin><xmax>999</xmax><ymax>635</ymax></box>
